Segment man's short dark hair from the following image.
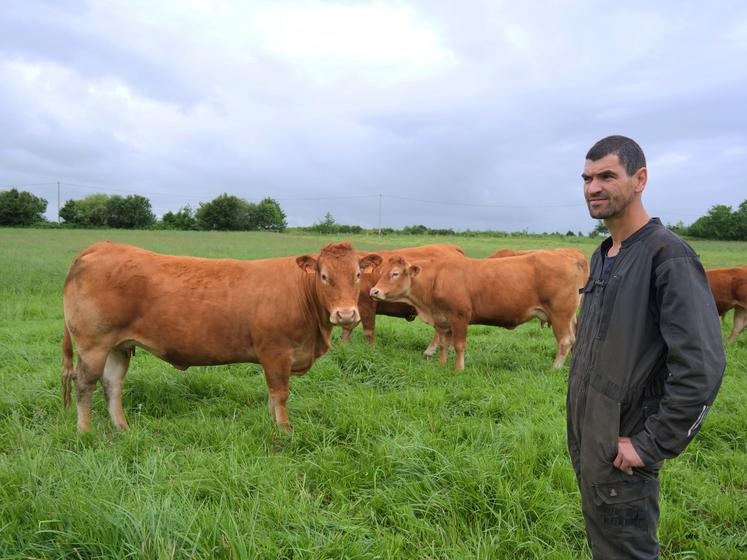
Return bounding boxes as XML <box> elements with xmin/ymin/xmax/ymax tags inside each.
<box><xmin>586</xmin><ymin>135</ymin><xmax>646</xmax><ymax>177</ymax></box>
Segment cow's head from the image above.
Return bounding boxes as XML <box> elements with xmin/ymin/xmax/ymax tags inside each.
<box><xmin>369</xmin><ymin>256</ymin><xmax>420</xmax><ymax>302</ymax></box>
<box><xmin>296</xmin><ymin>242</ymin><xmax>382</xmax><ymax>325</ymax></box>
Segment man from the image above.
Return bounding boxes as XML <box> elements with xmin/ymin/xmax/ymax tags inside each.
<box><xmin>567</xmin><ymin>135</ymin><xmax>726</xmax><ymax>559</ymax></box>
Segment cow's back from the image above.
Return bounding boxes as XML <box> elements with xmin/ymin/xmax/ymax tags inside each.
<box><xmin>429</xmin><ymin>252</ymin><xmax>583</xmax><ymax>327</ymax></box>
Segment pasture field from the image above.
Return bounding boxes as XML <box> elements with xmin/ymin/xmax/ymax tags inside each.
<box><xmin>0</xmin><ymin>228</ymin><xmax>745</xmax><ymax>559</ymax></box>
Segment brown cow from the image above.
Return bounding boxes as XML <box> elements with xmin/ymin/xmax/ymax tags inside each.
<box><xmin>340</xmin><ymin>244</ymin><xmax>464</xmax><ymax>346</ymax></box>
<box><xmin>416</xmin><ymin>247</ymin><xmax>590</xmax><ymax>357</ymax></box>
<box><xmin>487</xmin><ymin>247</ymin><xmax>589</xmax><ymax>329</ymax></box>
<box><xmin>369</xmin><ymin>250</ymin><xmax>587</xmax><ymax>370</ymax></box>
<box><xmin>61</xmin><ymin>241</ymin><xmax>381</xmax><ymax>432</ymax></box>
<box><xmin>706</xmin><ymin>265</ymin><xmax>747</xmax><ymax>344</ymax></box>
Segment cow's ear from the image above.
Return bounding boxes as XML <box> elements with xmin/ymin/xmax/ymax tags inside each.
<box><xmin>296</xmin><ymin>255</ymin><xmax>318</xmax><ymax>273</ymax></box>
<box><xmin>359</xmin><ymin>253</ymin><xmax>382</xmax><ymax>272</ymax></box>
<box><xmin>409</xmin><ymin>265</ymin><xmax>421</xmax><ymax>277</ymax></box>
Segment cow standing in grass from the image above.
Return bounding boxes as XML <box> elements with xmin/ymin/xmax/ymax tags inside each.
<box><xmin>62</xmin><ymin>241</ymin><xmax>381</xmax><ymax>432</ymax></box>
<box><xmin>706</xmin><ymin>265</ymin><xmax>747</xmax><ymax>343</ymax></box>
<box><xmin>369</xmin><ymin>250</ymin><xmax>586</xmax><ymax>369</ymax></box>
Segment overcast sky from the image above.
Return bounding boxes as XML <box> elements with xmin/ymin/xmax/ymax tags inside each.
<box><xmin>1</xmin><ymin>1</ymin><xmax>746</xmax><ymax>232</ymax></box>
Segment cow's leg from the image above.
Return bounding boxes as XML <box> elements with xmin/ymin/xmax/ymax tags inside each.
<box><xmin>423</xmin><ymin>331</ymin><xmax>440</xmax><ymax>359</ymax></box>
<box><xmin>450</xmin><ymin>321</ymin><xmax>468</xmax><ymax>371</ymax></box>
<box><xmin>341</xmin><ymin>325</ymin><xmax>353</xmax><ymax>344</ymax></box>
<box><xmin>727</xmin><ymin>306</ymin><xmax>746</xmax><ymax>344</ymax></box>
<box><xmin>438</xmin><ymin>329</ymin><xmax>452</xmax><ymax>365</ymax></box>
<box><xmin>261</xmin><ymin>355</ymin><xmax>293</xmax><ymax>432</ymax></box>
<box><xmin>357</xmin><ymin>299</ymin><xmax>376</xmax><ymax>348</ymax></box>
<box><xmin>550</xmin><ymin>313</ymin><xmax>576</xmax><ymax>369</ymax></box>
<box><xmin>101</xmin><ymin>347</ymin><xmax>131</xmax><ymax>430</ymax></box>
<box><xmin>74</xmin><ymin>347</ymin><xmax>109</xmax><ymax>432</ymax></box>
<box><xmin>362</xmin><ymin>312</ymin><xmax>376</xmax><ymax>348</ymax></box>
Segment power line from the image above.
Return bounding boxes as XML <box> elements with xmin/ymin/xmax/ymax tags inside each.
<box><xmin>61</xmin><ymin>181</ymin><xmax>206</xmax><ymax>199</ymax></box>
<box><xmin>59</xmin><ymin>182</ymin><xmax>378</xmax><ymax>202</ymax></box>
<box><xmin>3</xmin><ymin>179</ymin><xmax>729</xmax><ymax>223</ymax></box>
<box><xmin>386</xmin><ymin>194</ymin><xmax>585</xmax><ymax>209</ymax></box>
<box><xmin>0</xmin><ymin>182</ymin><xmax>59</xmax><ymax>189</ymax></box>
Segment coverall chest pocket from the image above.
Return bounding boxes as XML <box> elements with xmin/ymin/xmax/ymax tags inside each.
<box><xmin>593</xmin><ymin>273</ymin><xmax>623</xmax><ymax>343</ymax></box>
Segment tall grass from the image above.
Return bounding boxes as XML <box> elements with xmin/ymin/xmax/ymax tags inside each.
<box><xmin>0</xmin><ymin>228</ymin><xmax>745</xmax><ymax>559</ymax></box>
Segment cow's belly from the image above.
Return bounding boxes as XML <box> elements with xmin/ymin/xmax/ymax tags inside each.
<box><xmin>470</xmin><ymin>307</ymin><xmax>535</xmax><ymax>329</ymax></box>
<box><xmin>130</xmin><ymin>338</ymin><xmax>258</xmax><ymax>370</ymax></box>
<box><xmin>124</xmin><ymin>317</ymin><xmax>257</xmax><ymax>370</ymax></box>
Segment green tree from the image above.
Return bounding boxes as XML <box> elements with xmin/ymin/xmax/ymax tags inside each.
<box><xmin>589</xmin><ymin>220</ymin><xmax>609</xmax><ymax>237</ymax></box>
<box><xmin>105</xmin><ymin>194</ymin><xmax>155</xmax><ymax>229</ymax></box>
<box><xmin>59</xmin><ymin>199</ymin><xmax>81</xmax><ymax>225</ymax></box>
<box><xmin>195</xmin><ymin>194</ymin><xmax>253</xmax><ymax>230</ymax></box>
<box><xmin>61</xmin><ymin>194</ymin><xmax>109</xmax><ymax>227</ymax></box>
<box><xmin>0</xmin><ymin>189</ymin><xmax>47</xmax><ymax>226</ymax></box>
<box><xmin>312</xmin><ymin>212</ymin><xmax>338</xmax><ymax>234</ymax></box>
<box><xmin>249</xmin><ymin>198</ymin><xmax>287</xmax><ymax>231</ymax></box>
<box><xmin>403</xmin><ymin>224</ymin><xmax>428</xmax><ymax>235</ymax></box>
<box><xmin>162</xmin><ymin>205</ymin><xmax>197</xmax><ymax>230</ymax></box>
<box><xmin>734</xmin><ymin>200</ymin><xmax>747</xmax><ymax>240</ymax></box>
<box><xmin>689</xmin><ymin>204</ymin><xmax>738</xmax><ymax>240</ymax></box>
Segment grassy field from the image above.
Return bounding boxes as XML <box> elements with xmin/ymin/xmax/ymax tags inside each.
<box><xmin>0</xmin><ymin>228</ymin><xmax>745</xmax><ymax>559</ymax></box>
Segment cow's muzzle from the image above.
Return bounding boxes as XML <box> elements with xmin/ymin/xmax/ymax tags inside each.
<box><xmin>331</xmin><ymin>307</ymin><xmax>359</xmax><ymax>325</ymax></box>
<box><xmin>369</xmin><ymin>287</ymin><xmax>384</xmax><ymax>301</ymax></box>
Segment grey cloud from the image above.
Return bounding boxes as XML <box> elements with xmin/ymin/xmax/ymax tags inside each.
<box><xmin>1</xmin><ymin>1</ymin><xmax>745</xmax><ymax>233</ymax></box>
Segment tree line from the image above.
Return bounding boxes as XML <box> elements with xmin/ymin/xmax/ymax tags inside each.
<box><xmin>0</xmin><ymin>189</ymin><xmax>287</xmax><ymax>231</ymax></box>
<box><xmin>1</xmin><ymin>187</ymin><xmax>746</xmax><ymax>240</ymax></box>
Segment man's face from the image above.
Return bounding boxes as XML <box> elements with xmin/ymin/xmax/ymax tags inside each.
<box><xmin>582</xmin><ymin>154</ymin><xmax>644</xmax><ymax>220</ymax></box>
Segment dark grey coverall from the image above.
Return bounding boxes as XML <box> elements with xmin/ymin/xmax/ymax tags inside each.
<box><xmin>567</xmin><ymin>218</ymin><xmax>726</xmax><ymax>559</ymax></box>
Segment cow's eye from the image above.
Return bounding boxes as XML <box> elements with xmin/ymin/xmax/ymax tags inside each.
<box><xmin>355</xmin><ymin>271</ymin><xmax>361</xmax><ymax>281</ymax></box>
<box><xmin>321</xmin><ymin>273</ymin><xmax>328</xmax><ymax>282</ymax></box>
<box><xmin>391</xmin><ymin>271</ymin><xmax>400</xmax><ymax>278</ymax></box>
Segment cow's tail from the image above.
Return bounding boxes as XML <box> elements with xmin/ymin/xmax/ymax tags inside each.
<box><xmin>62</xmin><ymin>323</ymin><xmax>75</xmax><ymax>409</ymax></box>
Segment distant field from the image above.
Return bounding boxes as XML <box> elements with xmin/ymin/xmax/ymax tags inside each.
<box><xmin>0</xmin><ymin>228</ymin><xmax>745</xmax><ymax>559</ymax></box>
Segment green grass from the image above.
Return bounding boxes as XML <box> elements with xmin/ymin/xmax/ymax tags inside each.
<box><xmin>0</xmin><ymin>228</ymin><xmax>745</xmax><ymax>559</ymax></box>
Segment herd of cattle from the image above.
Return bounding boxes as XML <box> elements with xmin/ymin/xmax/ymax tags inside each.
<box><xmin>60</xmin><ymin>241</ymin><xmax>746</xmax><ymax>432</ymax></box>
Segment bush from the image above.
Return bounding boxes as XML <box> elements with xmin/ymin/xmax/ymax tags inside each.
<box><xmin>60</xmin><ymin>193</ymin><xmax>154</xmax><ymax>229</ymax></box>
<box><xmin>687</xmin><ymin>201</ymin><xmax>747</xmax><ymax>240</ymax></box>
<box><xmin>251</xmin><ymin>198</ymin><xmax>287</xmax><ymax>231</ymax></box>
<box><xmin>161</xmin><ymin>206</ymin><xmax>197</xmax><ymax>230</ymax></box>
<box><xmin>195</xmin><ymin>194</ymin><xmax>252</xmax><ymax>231</ymax></box>
<box><xmin>0</xmin><ymin>189</ymin><xmax>47</xmax><ymax>226</ymax></box>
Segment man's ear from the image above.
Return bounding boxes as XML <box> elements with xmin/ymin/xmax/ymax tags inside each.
<box><xmin>409</xmin><ymin>264</ymin><xmax>421</xmax><ymax>277</ymax></box>
<box><xmin>634</xmin><ymin>167</ymin><xmax>648</xmax><ymax>193</ymax></box>
<box><xmin>359</xmin><ymin>254</ymin><xmax>382</xmax><ymax>272</ymax></box>
<box><xmin>296</xmin><ymin>255</ymin><xmax>318</xmax><ymax>273</ymax></box>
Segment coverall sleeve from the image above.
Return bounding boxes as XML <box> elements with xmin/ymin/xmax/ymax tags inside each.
<box><xmin>631</xmin><ymin>256</ymin><xmax>726</xmax><ymax>465</ymax></box>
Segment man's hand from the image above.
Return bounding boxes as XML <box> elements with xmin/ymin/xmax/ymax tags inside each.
<box><xmin>613</xmin><ymin>436</ymin><xmax>645</xmax><ymax>475</ymax></box>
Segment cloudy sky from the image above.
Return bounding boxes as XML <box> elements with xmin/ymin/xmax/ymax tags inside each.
<box><xmin>1</xmin><ymin>1</ymin><xmax>746</xmax><ymax>232</ymax></box>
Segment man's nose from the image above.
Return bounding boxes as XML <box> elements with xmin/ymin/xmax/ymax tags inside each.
<box><xmin>586</xmin><ymin>178</ymin><xmax>602</xmax><ymax>193</ymax></box>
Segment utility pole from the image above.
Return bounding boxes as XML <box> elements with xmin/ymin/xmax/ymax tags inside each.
<box><xmin>57</xmin><ymin>180</ymin><xmax>60</xmax><ymax>223</ymax></box>
<box><xmin>378</xmin><ymin>193</ymin><xmax>382</xmax><ymax>236</ymax></box>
